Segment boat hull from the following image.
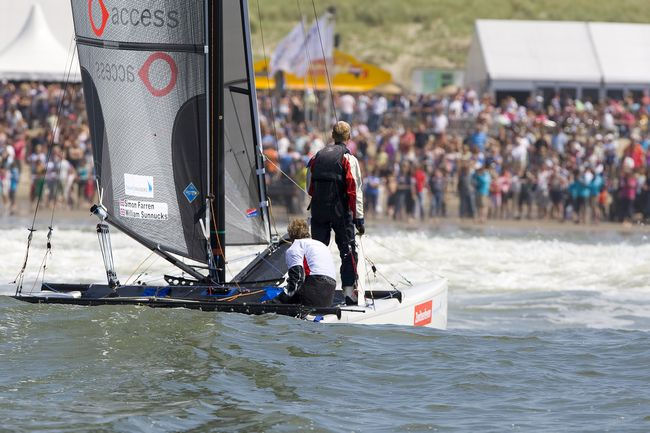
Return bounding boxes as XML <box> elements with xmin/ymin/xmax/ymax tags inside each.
<box><xmin>10</xmin><ymin>276</ymin><xmax>448</xmax><ymax>330</ymax></box>
<box><xmin>314</xmin><ymin>277</ymin><xmax>448</xmax><ymax>329</ymax></box>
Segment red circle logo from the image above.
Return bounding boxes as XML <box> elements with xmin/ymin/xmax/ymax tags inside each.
<box><xmin>88</xmin><ymin>0</ymin><xmax>109</xmax><ymax>37</ymax></box>
<box><xmin>138</xmin><ymin>53</ymin><xmax>178</xmax><ymax>98</ymax></box>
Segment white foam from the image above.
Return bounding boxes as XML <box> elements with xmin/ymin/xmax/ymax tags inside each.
<box><xmin>2</xmin><ymin>227</ymin><xmax>650</xmax><ymax>330</ymax></box>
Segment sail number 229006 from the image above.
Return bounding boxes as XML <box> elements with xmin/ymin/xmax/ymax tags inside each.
<box><xmin>95</xmin><ymin>62</ymin><xmax>136</xmax><ymax>83</ymax></box>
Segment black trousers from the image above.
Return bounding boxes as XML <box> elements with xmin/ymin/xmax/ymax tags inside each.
<box><xmin>311</xmin><ymin>215</ymin><xmax>357</xmax><ymax>287</ymax></box>
<box><xmin>294</xmin><ymin>275</ymin><xmax>336</xmax><ymax>307</ymax></box>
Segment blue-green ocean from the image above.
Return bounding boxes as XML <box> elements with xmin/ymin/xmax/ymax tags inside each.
<box><xmin>2</xmin><ymin>223</ymin><xmax>650</xmax><ymax>432</ymax></box>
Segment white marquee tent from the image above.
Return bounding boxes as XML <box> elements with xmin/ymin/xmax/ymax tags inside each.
<box><xmin>465</xmin><ymin>19</ymin><xmax>650</xmax><ymax>101</ymax></box>
<box><xmin>0</xmin><ymin>4</ymin><xmax>80</xmax><ymax>82</ymax></box>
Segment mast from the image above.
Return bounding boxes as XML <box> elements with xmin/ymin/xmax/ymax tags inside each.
<box><xmin>204</xmin><ymin>0</ymin><xmax>217</xmax><ymax>281</ymax></box>
<box><xmin>210</xmin><ymin>0</ymin><xmax>226</xmax><ymax>283</ymax></box>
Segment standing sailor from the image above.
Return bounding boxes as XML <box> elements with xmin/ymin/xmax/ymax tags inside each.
<box><xmin>276</xmin><ymin>219</ymin><xmax>337</xmax><ymax>307</ymax></box>
<box><xmin>308</xmin><ymin>121</ymin><xmax>364</xmax><ymax>305</ymax></box>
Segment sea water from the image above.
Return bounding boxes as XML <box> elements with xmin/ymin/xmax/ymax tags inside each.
<box><xmin>1</xmin><ymin>221</ymin><xmax>650</xmax><ymax>432</ymax></box>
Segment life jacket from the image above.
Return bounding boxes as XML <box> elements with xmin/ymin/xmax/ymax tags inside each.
<box><xmin>310</xmin><ymin>144</ymin><xmax>349</xmax><ymax>222</ymax></box>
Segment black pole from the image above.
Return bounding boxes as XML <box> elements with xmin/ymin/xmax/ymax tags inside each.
<box><xmin>204</xmin><ymin>0</ymin><xmax>217</xmax><ymax>282</ymax></box>
<box><xmin>211</xmin><ymin>0</ymin><xmax>226</xmax><ymax>283</ymax></box>
<box><xmin>217</xmin><ymin>0</ymin><xmax>226</xmax><ymax>283</ymax></box>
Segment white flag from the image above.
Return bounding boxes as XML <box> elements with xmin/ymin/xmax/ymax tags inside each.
<box><xmin>270</xmin><ymin>12</ymin><xmax>335</xmax><ymax>78</ymax></box>
<box><xmin>269</xmin><ymin>21</ymin><xmax>306</xmax><ymax>76</ymax></box>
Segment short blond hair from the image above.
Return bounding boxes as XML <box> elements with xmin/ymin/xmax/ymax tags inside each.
<box><xmin>332</xmin><ymin>121</ymin><xmax>351</xmax><ymax>142</ymax></box>
<box><xmin>287</xmin><ymin>219</ymin><xmax>310</xmax><ymax>240</ymax></box>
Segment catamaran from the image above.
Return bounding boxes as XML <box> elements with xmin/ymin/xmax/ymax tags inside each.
<box><xmin>11</xmin><ymin>0</ymin><xmax>447</xmax><ymax>329</ymax></box>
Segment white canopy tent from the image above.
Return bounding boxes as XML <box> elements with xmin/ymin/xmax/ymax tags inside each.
<box><xmin>465</xmin><ymin>19</ymin><xmax>650</xmax><ymax>102</ymax></box>
<box><xmin>0</xmin><ymin>4</ymin><xmax>80</xmax><ymax>82</ymax></box>
<box><xmin>589</xmin><ymin>22</ymin><xmax>650</xmax><ymax>88</ymax></box>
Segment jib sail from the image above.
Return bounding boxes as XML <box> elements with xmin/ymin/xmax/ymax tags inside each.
<box><xmin>222</xmin><ymin>0</ymin><xmax>270</xmax><ymax>246</ymax></box>
<box><xmin>73</xmin><ymin>0</ymin><xmax>270</xmax><ymax>266</ymax></box>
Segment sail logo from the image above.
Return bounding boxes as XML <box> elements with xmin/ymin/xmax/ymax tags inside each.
<box><xmin>183</xmin><ymin>183</ymin><xmax>199</xmax><ymax>204</ymax></box>
<box><xmin>139</xmin><ymin>53</ymin><xmax>178</xmax><ymax>97</ymax></box>
<box><xmin>88</xmin><ymin>0</ymin><xmax>109</xmax><ymax>37</ymax></box>
<box><xmin>413</xmin><ymin>300</ymin><xmax>433</xmax><ymax>326</ymax></box>
<box><xmin>87</xmin><ymin>1</ymin><xmax>180</xmax><ymax>37</ymax></box>
<box><xmin>124</xmin><ymin>173</ymin><xmax>154</xmax><ymax>198</ymax></box>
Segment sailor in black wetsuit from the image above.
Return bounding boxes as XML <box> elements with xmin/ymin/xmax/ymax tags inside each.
<box><xmin>307</xmin><ymin>121</ymin><xmax>364</xmax><ymax>305</ymax></box>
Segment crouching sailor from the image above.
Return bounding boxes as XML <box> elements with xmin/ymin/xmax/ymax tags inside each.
<box><xmin>276</xmin><ymin>219</ymin><xmax>337</xmax><ymax>307</ymax></box>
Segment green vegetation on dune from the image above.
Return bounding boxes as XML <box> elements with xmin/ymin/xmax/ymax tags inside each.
<box><xmin>249</xmin><ymin>0</ymin><xmax>650</xmax><ymax>84</ymax></box>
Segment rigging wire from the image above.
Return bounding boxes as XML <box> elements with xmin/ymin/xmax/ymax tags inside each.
<box><xmin>296</xmin><ymin>0</ymin><xmax>334</xmax><ymax>147</ymax></box>
<box><xmin>124</xmin><ymin>250</ymin><xmax>157</xmax><ymax>286</ymax></box>
<box><xmin>295</xmin><ymin>0</ymin><xmax>319</xmax><ymax>92</ymax></box>
<box><xmin>129</xmin><ymin>258</ymin><xmax>160</xmax><ymax>287</ymax></box>
<box><xmin>310</xmin><ymin>0</ymin><xmax>337</xmax><ymax>123</ymax></box>
<box><xmin>266</xmin><ymin>196</ymin><xmax>280</xmax><ymax>237</ymax></box>
<box><xmin>13</xmin><ymin>36</ymin><xmax>77</xmax><ymax>295</ymax></box>
<box><xmin>209</xmin><ymin>198</ymin><xmax>242</xmax><ymax>289</ymax></box>
<box><xmin>262</xmin><ymin>153</ymin><xmax>308</xmax><ymax>195</ymax></box>
<box><xmin>363</xmin><ymin>235</ymin><xmax>446</xmax><ymax>281</ymax></box>
<box><xmin>254</xmin><ymin>0</ymin><xmax>283</xmax><ymax>239</ymax></box>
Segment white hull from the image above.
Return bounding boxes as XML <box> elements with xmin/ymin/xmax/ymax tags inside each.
<box><xmin>314</xmin><ymin>277</ymin><xmax>448</xmax><ymax>329</ymax></box>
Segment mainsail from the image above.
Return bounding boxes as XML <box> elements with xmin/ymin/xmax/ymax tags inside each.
<box><xmin>72</xmin><ymin>0</ymin><xmax>270</xmax><ymax>271</ymax></box>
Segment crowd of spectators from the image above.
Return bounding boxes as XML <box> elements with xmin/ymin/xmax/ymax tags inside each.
<box><xmin>260</xmin><ymin>88</ymin><xmax>650</xmax><ymax>225</ymax></box>
<box><xmin>0</xmin><ymin>82</ymin><xmax>94</xmax><ymax>215</ymax></box>
<box><xmin>2</xmin><ymin>80</ymin><xmax>650</xmax><ymax>227</ymax></box>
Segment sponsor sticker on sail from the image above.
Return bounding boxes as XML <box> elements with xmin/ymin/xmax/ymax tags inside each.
<box><xmin>246</xmin><ymin>208</ymin><xmax>259</xmax><ymax>218</ymax></box>
<box><xmin>413</xmin><ymin>300</ymin><xmax>433</xmax><ymax>326</ymax></box>
<box><xmin>124</xmin><ymin>173</ymin><xmax>154</xmax><ymax>198</ymax></box>
<box><xmin>183</xmin><ymin>182</ymin><xmax>199</xmax><ymax>203</ymax></box>
<box><xmin>119</xmin><ymin>199</ymin><xmax>168</xmax><ymax>221</ymax></box>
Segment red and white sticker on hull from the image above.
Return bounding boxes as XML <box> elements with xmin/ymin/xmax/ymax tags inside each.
<box><xmin>413</xmin><ymin>300</ymin><xmax>433</xmax><ymax>326</ymax></box>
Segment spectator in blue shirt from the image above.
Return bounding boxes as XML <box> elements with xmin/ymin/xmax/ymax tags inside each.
<box><xmin>472</xmin><ymin>164</ymin><xmax>491</xmax><ymax>223</ymax></box>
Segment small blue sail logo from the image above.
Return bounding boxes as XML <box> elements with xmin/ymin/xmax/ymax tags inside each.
<box><xmin>183</xmin><ymin>183</ymin><xmax>199</xmax><ymax>203</ymax></box>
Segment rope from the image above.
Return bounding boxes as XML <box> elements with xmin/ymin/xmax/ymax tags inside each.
<box><xmin>363</xmin><ymin>253</ymin><xmax>398</xmax><ymax>291</ymax></box>
<box><xmin>310</xmin><ymin>0</ymin><xmax>337</xmax><ymax>123</ymax></box>
<box><xmin>296</xmin><ymin>0</ymin><xmax>319</xmax><ymax>92</ymax></box>
<box><xmin>29</xmin><ymin>246</ymin><xmax>52</xmax><ymax>295</ymax></box>
<box><xmin>129</xmin><ymin>258</ymin><xmax>160</xmax><ymax>287</ymax></box>
<box><xmin>209</xmin><ymin>198</ymin><xmax>241</xmax><ymax>289</ymax></box>
<box><xmin>267</xmin><ymin>196</ymin><xmax>280</xmax><ymax>238</ymax></box>
<box><xmin>14</xmin><ymin>37</ymin><xmax>77</xmax><ymax>295</ymax></box>
<box><xmin>255</xmin><ymin>0</ymin><xmax>289</xmax><ymax>240</ymax></box>
<box><xmin>364</xmin><ymin>235</ymin><xmax>446</xmax><ymax>281</ymax></box>
<box><xmin>254</xmin><ymin>0</ymin><xmax>282</xmax><ymax>150</ymax></box>
<box><xmin>357</xmin><ymin>236</ymin><xmax>373</xmax><ymax>289</ymax></box>
<box><xmin>296</xmin><ymin>0</ymin><xmax>333</xmax><ymax>147</ymax></box>
<box><xmin>218</xmin><ymin>289</ymin><xmax>265</xmax><ymax>303</ymax></box>
<box><xmin>13</xmin><ymin>228</ymin><xmax>35</xmax><ymax>295</ymax></box>
<box><xmin>263</xmin><ymin>153</ymin><xmax>308</xmax><ymax>195</ymax></box>
<box><xmin>124</xmin><ymin>250</ymin><xmax>156</xmax><ymax>286</ymax></box>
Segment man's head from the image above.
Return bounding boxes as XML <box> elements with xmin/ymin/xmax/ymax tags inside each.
<box><xmin>332</xmin><ymin>121</ymin><xmax>351</xmax><ymax>143</ymax></box>
<box><xmin>287</xmin><ymin>219</ymin><xmax>310</xmax><ymax>241</ymax></box>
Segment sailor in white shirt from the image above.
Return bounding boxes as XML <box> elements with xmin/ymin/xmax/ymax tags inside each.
<box><xmin>276</xmin><ymin>219</ymin><xmax>337</xmax><ymax>307</ymax></box>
